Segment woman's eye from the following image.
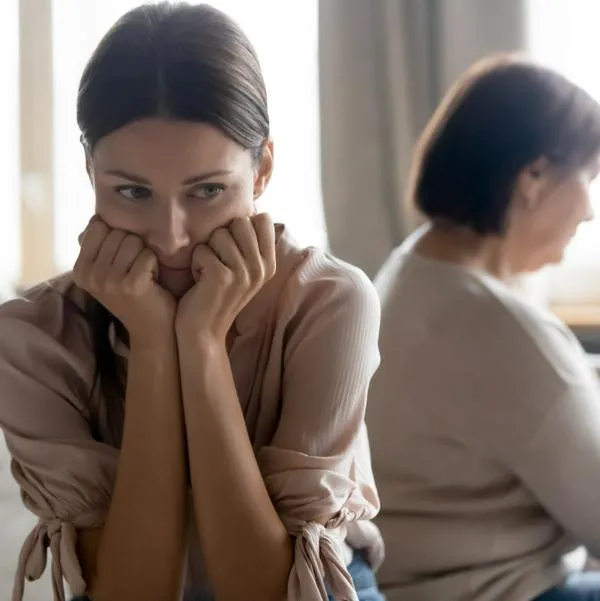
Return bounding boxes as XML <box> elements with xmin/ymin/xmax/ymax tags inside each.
<box><xmin>190</xmin><ymin>184</ymin><xmax>226</xmax><ymax>199</ymax></box>
<box><xmin>114</xmin><ymin>185</ymin><xmax>152</xmax><ymax>201</ymax></box>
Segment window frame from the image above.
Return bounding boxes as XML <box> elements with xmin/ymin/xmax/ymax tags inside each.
<box><xmin>18</xmin><ymin>0</ymin><xmax>56</xmax><ymax>287</ymax></box>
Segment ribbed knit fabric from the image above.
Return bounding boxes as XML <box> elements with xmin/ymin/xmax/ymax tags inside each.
<box><xmin>367</xmin><ymin>240</ymin><xmax>600</xmax><ymax>601</ymax></box>
<box><xmin>0</xmin><ymin>226</ymin><xmax>383</xmax><ymax>601</ymax></box>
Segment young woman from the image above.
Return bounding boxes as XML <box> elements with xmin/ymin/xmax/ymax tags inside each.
<box><xmin>0</xmin><ymin>4</ymin><xmax>384</xmax><ymax>601</ymax></box>
<box><xmin>367</xmin><ymin>55</ymin><xmax>600</xmax><ymax>601</ymax></box>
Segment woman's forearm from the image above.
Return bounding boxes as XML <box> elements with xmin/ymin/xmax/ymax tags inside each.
<box><xmin>179</xmin><ymin>338</ymin><xmax>292</xmax><ymax>601</ymax></box>
<box><xmin>92</xmin><ymin>332</ymin><xmax>188</xmax><ymax>601</ymax></box>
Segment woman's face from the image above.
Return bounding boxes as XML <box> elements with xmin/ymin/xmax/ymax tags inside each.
<box><xmin>506</xmin><ymin>157</ymin><xmax>599</xmax><ymax>272</ymax></box>
<box><xmin>87</xmin><ymin>118</ymin><xmax>273</xmax><ymax>297</ymax></box>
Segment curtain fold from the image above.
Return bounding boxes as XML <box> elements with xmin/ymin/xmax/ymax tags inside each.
<box><xmin>319</xmin><ymin>0</ymin><xmax>528</xmax><ymax>277</ymax></box>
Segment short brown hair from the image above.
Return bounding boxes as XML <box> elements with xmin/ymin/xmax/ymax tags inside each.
<box><xmin>409</xmin><ymin>54</ymin><xmax>600</xmax><ymax>234</ymax></box>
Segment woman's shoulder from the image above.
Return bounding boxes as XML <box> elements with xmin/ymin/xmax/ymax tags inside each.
<box><xmin>277</xmin><ymin>230</ymin><xmax>379</xmax><ymax>322</ymax></box>
<box><xmin>479</xmin><ymin>278</ymin><xmax>591</xmax><ymax>385</ymax></box>
<box><xmin>375</xmin><ymin>244</ymin><xmax>588</xmax><ymax>385</ymax></box>
<box><xmin>426</xmin><ymin>264</ymin><xmax>590</xmax><ymax>389</ymax></box>
<box><xmin>0</xmin><ymin>273</ymin><xmax>94</xmax><ymax>374</ymax></box>
<box><xmin>375</xmin><ymin>244</ymin><xmax>559</xmax><ymax>330</ymax></box>
<box><xmin>0</xmin><ymin>272</ymin><xmax>82</xmax><ymax>329</ymax></box>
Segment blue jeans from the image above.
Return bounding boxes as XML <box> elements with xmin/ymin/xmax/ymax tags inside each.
<box><xmin>327</xmin><ymin>552</ymin><xmax>385</xmax><ymax>601</ymax></box>
<box><xmin>534</xmin><ymin>572</ymin><xmax>600</xmax><ymax>601</ymax></box>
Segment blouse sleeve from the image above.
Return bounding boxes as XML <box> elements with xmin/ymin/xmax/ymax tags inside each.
<box><xmin>256</xmin><ymin>258</ymin><xmax>383</xmax><ymax>601</ymax></box>
<box><xmin>0</xmin><ymin>301</ymin><xmax>118</xmax><ymax>601</ymax></box>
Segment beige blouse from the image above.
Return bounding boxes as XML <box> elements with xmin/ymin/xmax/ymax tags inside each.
<box><xmin>368</xmin><ymin>240</ymin><xmax>600</xmax><ymax>601</ymax></box>
<box><xmin>0</xmin><ymin>227</ymin><xmax>384</xmax><ymax>601</ymax></box>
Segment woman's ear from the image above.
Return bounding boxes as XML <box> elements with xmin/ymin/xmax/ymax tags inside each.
<box><xmin>253</xmin><ymin>139</ymin><xmax>274</xmax><ymax>199</ymax></box>
<box><xmin>514</xmin><ymin>156</ymin><xmax>551</xmax><ymax>211</ymax></box>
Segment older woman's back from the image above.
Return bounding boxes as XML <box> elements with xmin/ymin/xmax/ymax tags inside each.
<box><xmin>366</xmin><ymin>52</ymin><xmax>600</xmax><ymax>601</ymax></box>
<box><xmin>367</xmin><ymin>234</ymin><xmax>600</xmax><ymax>601</ymax></box>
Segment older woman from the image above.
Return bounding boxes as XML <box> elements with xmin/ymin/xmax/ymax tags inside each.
<box><xmin>367</xmin><ymin>54</ymin><xmax>600</xmax><ymax>601</ymax></box>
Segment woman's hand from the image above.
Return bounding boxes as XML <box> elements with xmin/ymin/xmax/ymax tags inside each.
<box><xmin>175</xmin><ymin>214</ymin><xmax>276</xmax><ymax>346</ymax></box>
<box><xmin>73</xmin><ymin>216</ymin><xmax>176</xmax><ymax>342</ymax></box>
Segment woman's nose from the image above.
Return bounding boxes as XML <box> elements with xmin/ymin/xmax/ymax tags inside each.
<box><xmin>148</xmin><ymin>203</ymin><xmax>191</xmax><ymax>257</ymax></box>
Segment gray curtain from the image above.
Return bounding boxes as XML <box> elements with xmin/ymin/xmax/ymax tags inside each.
<box><xmin>319</xmin><ymin>0</ymin><xmax>528</xmax><ymax>277</ymax></box>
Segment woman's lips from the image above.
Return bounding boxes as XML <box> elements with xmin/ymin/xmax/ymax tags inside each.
<box><xmin>156</xmin><ymin>265</ymin><xmax>195</xmax><ymax>297</ymax></box>
<box><xmin>158</xmin><ymin>264</ymin><xmax>190</xmax><ymax>272</ymax></box>
<box><xmin>157</xmin><ymin>265</ymin><xmax>193</xmax><ymax>284</ymax></box>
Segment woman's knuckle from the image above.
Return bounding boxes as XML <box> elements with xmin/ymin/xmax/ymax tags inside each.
<box><xmin>210</xmin><ymin>227</ymin><xmax>227</xmax><ymax>244</ymax></box>
<box><xmin>247</xmin><ymin>263</ymin><xmax>264</xmax><ymax>283</ymax></box>
<box><xmin>265</xmin><ymin>259</ymin><xmax>276</xmax><ymax>279</ymax></box>
<box><xmin>124</xmin><ymin>234</ymin><xmax>143</xmax><ymax>252</ymax></box>
<box><xmin>217</xmin><ymin>265</ymin><xmax>233</xmax><ymax>285</ymax></box>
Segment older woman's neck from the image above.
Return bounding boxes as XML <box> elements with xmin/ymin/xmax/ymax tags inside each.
<box><xmin>413</xmin><ymin>222</ymin><xmax>519</xmax><ymax>282</ymax></box>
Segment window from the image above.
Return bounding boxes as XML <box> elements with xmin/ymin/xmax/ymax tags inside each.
<box><xmin>527</xmin><ymin>0</ymin><xmax>600</xmax><ymax>308</ymax></box>
<box><xmin>51</xmin><ymin>0</ymin><xmax>325</xmax><ymax>274</ymax></box>
<box><xmin>0</xmin><ymin>0</ymin><xmax>19</xmax><ymax>288</ymax></box>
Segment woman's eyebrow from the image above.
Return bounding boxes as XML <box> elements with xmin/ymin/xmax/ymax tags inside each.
<box><xmin>103</xmin><ymin>169</ymin><xmax>151</xmax><ymax>184</ymax></box>
<box><xmin>181</xmin><ymin>170</ymin><xmax>234</xmax><ymax>185</ymax></box>
<box><xmin>103</xmin><ymin>168</ymin><xmax>234</xmax><ymax>185</ymax></box>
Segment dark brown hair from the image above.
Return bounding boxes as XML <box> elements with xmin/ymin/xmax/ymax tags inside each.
<box><xmin>75</xmin><ymin>2</ymin><xmax>270</xmax><ymax>443</ymax></box>
<box><xmin>409</xmin><ymin>54</ymin><xmax>600</xmax><ymax>235</ymax></box>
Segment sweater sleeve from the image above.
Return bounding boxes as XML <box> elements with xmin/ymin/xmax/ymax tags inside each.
<box><xmin>0</xmin><ymin>297</ymin><xmax>118</xmax><ymax>601</ymax></box>
<box><xmin>510</xmin><ymin>376</ymin><xmax>600</xmax><ymax>557</ymax></box>
<box><xmin>463</xmin><ymin>310</ymin><xmax>600</xmax><ymax>558</ymax></box>
<box><xmin>257</xmin><ymin>256</ymin><xmax>383</xmax><ymax>601</ymax></box>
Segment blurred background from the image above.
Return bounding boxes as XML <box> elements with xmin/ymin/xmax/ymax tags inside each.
<box><xmin>3</xmin><ymin>1</ymin><xmax>600</xmax><ymax>312</ymax></box>
<box><xmin>2</xmin><ymin>1</ymin><xmax>600</xmax><ymax>598</ymax></box>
